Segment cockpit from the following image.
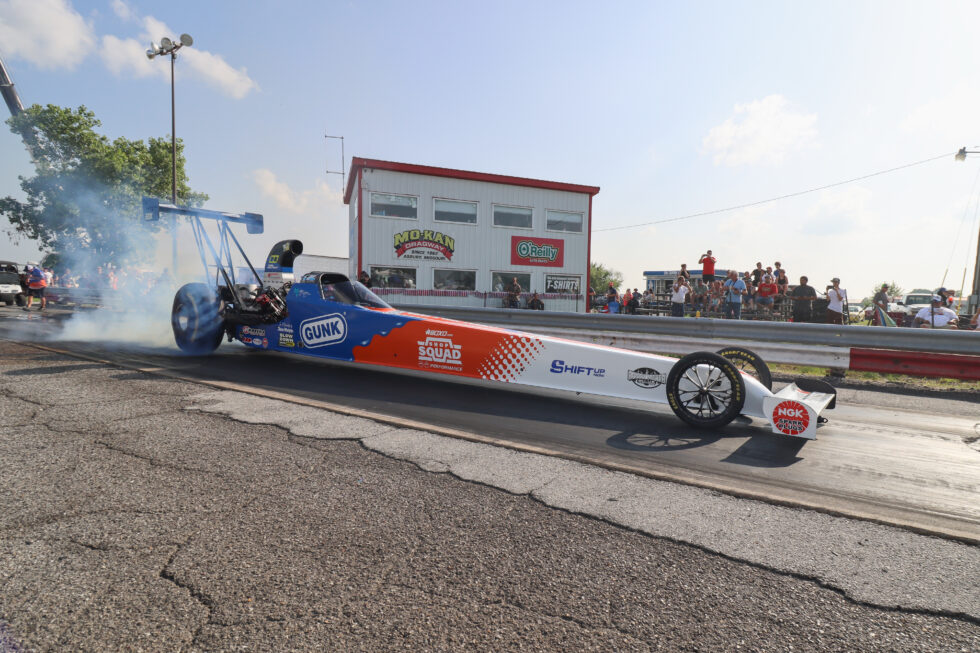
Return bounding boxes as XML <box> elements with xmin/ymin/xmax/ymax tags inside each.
<box><xmin>299</xmin><ymin>272</ymin><xmax>391</xmax><ymax>309</ymax></box>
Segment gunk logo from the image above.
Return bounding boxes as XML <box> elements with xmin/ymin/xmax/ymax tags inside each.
<box><xmin>300</xmin><ymin>314</ymin><xmax>347</xmax><ymax>348</ymax></box>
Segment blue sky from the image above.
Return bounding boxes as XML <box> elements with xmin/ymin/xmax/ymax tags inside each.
<box><xmin>2</xmin><ymin>0</ymin><xmax>980</xmax><ymax>301</ymax></box>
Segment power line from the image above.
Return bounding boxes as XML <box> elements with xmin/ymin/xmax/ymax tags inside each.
<box><xmin>594</xmin><ymin>151</ymin><xmax>955</xmax><ymax>233</ymax></box>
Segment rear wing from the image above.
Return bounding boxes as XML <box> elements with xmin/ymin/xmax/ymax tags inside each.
<box><xmin>142</xmin><ymin>197</ymin><xmax>264</xmax><ymax>234</ymax></box>
<box><xmin>142</xmin><ymin>196</ymin><xmax>264</xmax><ymax>291</ymax></box>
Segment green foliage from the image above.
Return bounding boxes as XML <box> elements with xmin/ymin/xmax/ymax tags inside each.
<box><xmin>0</xmin><ymin>104</ymin><xmax>208</xmax><ymax>267</ymax></box>
<box><xmin>590</xmin><ymin>262</ymin><xmax>623</xmax><ymax>292</ymax></box>
<box><xmin>867</xmin><ymin>280</ymin><xmax>904</xmax><ymax>306</ymax></box>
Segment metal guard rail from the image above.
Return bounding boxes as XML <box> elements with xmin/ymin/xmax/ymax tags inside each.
<box><xmin>392</xmin><ymin>304</ymin><xmax>980</xmax><ymax>357</ymax></box>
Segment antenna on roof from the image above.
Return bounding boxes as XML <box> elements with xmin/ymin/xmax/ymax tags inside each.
<box><xmin>325</xmin><ymin>134</ymin><xmax>345</xmax><ymax>195</ymax></box>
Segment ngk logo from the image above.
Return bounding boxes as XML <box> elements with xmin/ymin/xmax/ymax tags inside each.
<box><xmin>772</xmin><ymin>400</ymin><xmax>810</xmax><ymax>435</ymax></box>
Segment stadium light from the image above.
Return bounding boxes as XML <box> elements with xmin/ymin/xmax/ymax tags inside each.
<box><xmin>147</xmin><ymin>33</ymin><xmax>193</xmax><ymax>275</ymax></box>
<box><xmin>954</xmin><ymin>146</ymin><xmax>980</xmax><ymax>315</ymax></box>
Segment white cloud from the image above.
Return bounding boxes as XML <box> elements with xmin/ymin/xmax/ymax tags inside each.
<box><xmin>802</xmin><ymin>186</ymin><xmax>875</xmax><ymax>236</ymax></box>
<box><xmin>902</xmin><ymin>83</ymin><xmax>980</xmax><ymax>147</ymax></box>
<box><xmin>182</xmin><ymin>48</ymin><xmax>258</xmax><ymax>100</ymax></box>
<box><xmin>100</xmin><ymin>33</ymin><xmax>167</xmax><ymax>80</ymax></box>
<box><xmin>0</xmin><ymin>0</ymin><xmax>95</xmax><ymax>70</ymax></box>
<box><xmin>110</xmin><ymin>0</ymin><xmax>132</xmax><ymax>21</ymax></box>
<box><xmin>703</xmin><ymin>95</ymin><xmax>818</xmax><ymax>166</ymax></box>
<box><xmin>252</xmin><ymin>169</ymin><xmax>341</xmax><ymax>214</ymax></box>
<box><xmin>99</xmin><ymin>14</ymin><xmax>258</xmax><ymax>99</ymax></box>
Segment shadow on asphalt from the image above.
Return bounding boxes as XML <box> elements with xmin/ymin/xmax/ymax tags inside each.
<box><xmin>3</xmin><ymin>362</ymin><xmax>107</xmax><ymax>376</ymax></box>
<box><xmin>722</xmin><ymin>436</ymin><xmax>807</xmax><ymax>467</ymax></box>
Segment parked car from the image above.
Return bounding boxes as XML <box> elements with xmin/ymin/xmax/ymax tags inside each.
<box><xmin>0</xmin><ymin>261</ymin><xmax>25</xmax><ymax>306</ymax></box>
<box><xmin>897</xmin><ymin>290</ymin><xmax>935</xmax><ymax>316</ymax></box>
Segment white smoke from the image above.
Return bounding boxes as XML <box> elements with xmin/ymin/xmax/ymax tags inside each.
<box><xmin>51</xmin><ymin>219</ymin><xmax>242</xmax><ymax>351</ymax></box>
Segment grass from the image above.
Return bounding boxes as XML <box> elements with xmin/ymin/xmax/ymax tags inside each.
<box><xmin>768</xmin><ymin>362</ymin><xmax>980</xmax><ymax>392</ymax></box>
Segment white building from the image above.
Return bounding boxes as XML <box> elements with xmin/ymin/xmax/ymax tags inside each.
<box><xmin>344</xmin><ymin>158</ymin><xmax>599</xmax><ymax>312</ymax></box>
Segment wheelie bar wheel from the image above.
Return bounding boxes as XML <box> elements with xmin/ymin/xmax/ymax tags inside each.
<box><xmin>716</xmin><ymin>346</ymin><xmax>772</xmax><ymax>390</ymax></box>
<box><xmin>666</xmin><ymin>352</ymin><xmax>746</xmax><ymax>429</ymax></box>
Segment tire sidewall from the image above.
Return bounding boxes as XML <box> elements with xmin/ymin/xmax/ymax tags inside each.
<box><xmin>666</xmin><ymin>352</ymin><xmax>746</xmax><ymax>429</ymax></box>
<box><xmin>172</xmin><ymin>283</ymin><xmax>224</xmax><ymax>354</ymax></box>
<box><xmin>715</xmin><ymin>346</ymin><xmax>773</xmax><ymax>390</ymax></box>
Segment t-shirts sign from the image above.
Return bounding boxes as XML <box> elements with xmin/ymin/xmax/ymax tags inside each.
<box><xmin>510</xmin><ymin>236</ymin><xmax>564</xmax><ymax>267</ymax></box>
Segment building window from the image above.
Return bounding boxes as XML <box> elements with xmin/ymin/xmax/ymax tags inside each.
<box><xmin>545</xmin><ymin>275</ymin><xmax>580</xmax><ymax>294</ymax></box>
<box><xmin>546</xmin><ymin>209</ymin><xmax>583</xmax><ymax>233</ymax></box>
<box><xmin>434</xmin><ymin>269</ymin><xmax>476</xmax><ymax>290</ymax></box>
<box><xmin>370</xmin><ymin>193</ymin><xmax>417</xmax><ymax>219</ymax></box>
<box><xmin>493</xmin><ymin>204</ymin><xmax>532</xmax><ymax>229</ymax></box>
<box><xmin>491</xmin><ymin>272</ymin><xmax>531</xmax><ymax>293</ymax></box>
<box><xmin>370</xmin><ymin>266</ymin><xmax>416</xmax><ymax>288</ymax></box>
<box><xmin>434</xmin><ymin>198</ymin><xmax>478</xmax><ymax>224</ymax></box>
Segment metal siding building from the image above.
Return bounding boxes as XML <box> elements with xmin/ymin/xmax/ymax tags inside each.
<box><xmin>344</xmin><ymin>158</ymin><xmax>599</xmax><ymax>311</ymax></box>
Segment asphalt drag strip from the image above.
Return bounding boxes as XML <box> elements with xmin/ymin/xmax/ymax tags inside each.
<box><xmin>0</xmin><ymin>341</ymin><xmax>978</xmax><ymax>651</ymax></box>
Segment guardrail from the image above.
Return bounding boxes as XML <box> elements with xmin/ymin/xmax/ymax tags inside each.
<box><xmin>392</xmin><ymin>304</ymin><xmax>980</xmax><ymax>380</ymax></box>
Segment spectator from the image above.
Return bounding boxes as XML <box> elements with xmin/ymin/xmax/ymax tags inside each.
<box><xmin>527</xmin><ymin>292</ymin><xmax>544</xmax><ymax>310</ymax></box>
<box><xmin>774</xmin><ymin>261</ymin><xmax>786</xmax><ymax>284</ymax></box>
<box><xmin>789</xmin><ymin>276</ymin><xmax>817</xmax><ymax>322</ymax></box>
<box><xmin>698</xmin><ymin>250</ymin><xmax>717</xmax><ymax>283</ymax></box>
<box><xmin>506</xmin><ymin>277</ymin><xmax>522</xmax><ymax>308</ymax></box>
<box><xmin>358</xmin><ymin>270</ymin><xmax>372</xmax><ymax>287</ymax></box>
<box><xmin>970</xmin><ymin>305</ymin><xmax>979</xmax><ymax>330</ymax></box>
<box><xmin>775</xmin><ymin>268</ymin><xmax>788</xmax><ymax>295</ymax></box>
<box><xmin>23</xmin><ymin>264</ymin><xmax>48</xmax><ymax>311</ymax></box>
<box><xmin>670</xmin><ymin>276</ymin><xmax>690</xmax><ymax>317</ymax></box>
<box><xmin>826</xmin><ymin>277</ymin><xmax>847</xmax><ymax>325</ymax></box>
<box><xmin>709</xmin><ymin>280</ymin><xmax>724</xmax><ymax>312</ymax></box>
<box><xmin>605</xmin><ymin>282</ymin><xmax>620</xmax><ymax>314</ymax></box>
<box><xmin>742</xmin><ymin>271</ymin><xmax>756</xmax><ymax>309</ymax></box>
<box><xmin>722</xmin><ymin>270</ymin><xmax>746</xmax><ymax>319</ymax></box>
<box><xmin>751</xmin><ymin>262</ymin><xmax>765</xmax><ymax>286</ymax></box>
<box><xmin>756</xmin><ymin>274</ymin><xmax>778</xmax><ymax>316</ymax></box>
<box><xmin>679</xmin><ymin>264</ymin><xmax>691</xmax><ymax>281</ymax></box>
<box><xmin>912</xmin><ymin>295</ymin><xmax>959</xmax><ymax>328</ymax></box>
<box><xmin>692</xmin><ymin>278</ymin><xmax>708</xmax><ymax>312</ymax></box>
<box><xmin>629</xmin><ymin>288</ymin><xmax>640</xmax><ymax>314</ymax></box>
<box><xmin>622</xmin><ymin>287</ymin><xmax>633</xmax><ymax>314</ymax></box>
<box><xmin>872</xmin><ymin>283</ymin><xmax>889</xmax><ymax>326</ymax></box>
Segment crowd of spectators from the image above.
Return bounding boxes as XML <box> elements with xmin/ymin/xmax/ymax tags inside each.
<box><xmin>598</xmin><ymin>251</ymin><xmax>853</xmax><ymax>324</ymax></box>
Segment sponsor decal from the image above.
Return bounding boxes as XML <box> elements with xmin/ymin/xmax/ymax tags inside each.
<box><xmin>394</xmin><ymin>229</ymin><xmax>455</xmax><ymax>261</ymax></box>
<box><xmin>545</xmin><ymin>275</ymin><xmax>580</xmax><ymax>294</ymax></box>
<box><xmin>628</xmin><ymin>367</ymin><xmax>667</xmax><ymax>389</ymax></box>
<box><xmin>241</xmin><ymin>336</ymin><xmax>252</xmax><ymax>344</ymax></box>
<box><xmin>300</xmin><ymin>314</ymin><xmax>348</xmax><ymax>348</ymax></box>
<box><xmin>261</xmin><ymin>337</ymin><xmax>269</xmax><ymax>349</ymax></box>
<box><xmin>417</xmin><ymin>329</ymin><xmax>462</xmax><ymax>370</ymax></box>
<box><xmin>511</xmin><ymin>236</ymin><xmax>564</xmax><ymax>267</ymax></box>
<box><xmin>550</xmin><ymin>360</ymin><xmax>605</xmax><ymax>378</ymax></box>
<box><xmin>278</xmin><ymin>332</ymin><xmax>295</xmax><ymax>347</ymax></box>
<box><xmin>772</xmin><ymin>400</ymin><xmax>810</xmax><ymax>436</ymax></box>
<box><xmin>242</xmin><ymin>326</ymin><xmax>265</xmax><ymax>337</ymax></box>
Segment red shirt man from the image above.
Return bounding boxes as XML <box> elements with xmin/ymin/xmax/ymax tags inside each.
<box><xmin>698</xmin><ymin>250</ymin><xmax>717</xmax><ymax>283</ymax></box>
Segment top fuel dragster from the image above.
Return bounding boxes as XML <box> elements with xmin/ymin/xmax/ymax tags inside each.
<box><xmin>148</xmin><ymin>199</ymin><xmax>836</xmax><ymax>439</ymax></box>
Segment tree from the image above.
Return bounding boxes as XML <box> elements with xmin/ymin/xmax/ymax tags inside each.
<box><xmin>0</xmin><ymin>104</ymin><xmax>208</xmax><ymax>268</ymax></box>
<box><xmin>590</xmin><ymin>262</ymin><xmax>624</xmax><ymax>293</ymax></box>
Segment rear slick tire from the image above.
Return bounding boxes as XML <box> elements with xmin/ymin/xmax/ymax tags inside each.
<box><xmin>666</xmin><ymin>352</ymin><xmax>746</xmax><ymax>429</ymax></box>
<box><xmin>715</xmin><ymin>346</ymin><xmax>773</xmax><ymax>390</ymax></box>
<box><xmin>172</xmin><ymin>283</ymin><xmax>225</xmax><ymax>355</ymax></box>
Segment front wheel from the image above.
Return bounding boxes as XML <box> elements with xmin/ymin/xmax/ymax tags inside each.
<box><xmin>716</xmin><ymin>346</ymin><xmax>772</xmax><ymax>390</ymax></box>
<box><xmin>172</xmin><ymin>283</ymin><xmax>225</xmax><ymax>354</ymax></box>
<box><xmin>666</xmin><ymin>352</ymin><xmax>746</xmax><ymax>429</ymax></box>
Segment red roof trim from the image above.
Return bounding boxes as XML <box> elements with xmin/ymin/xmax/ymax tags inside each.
<box><xmin>343</xmin><ymin>157</ymin><xmax>600</xmax><ymax>204</ymax></box>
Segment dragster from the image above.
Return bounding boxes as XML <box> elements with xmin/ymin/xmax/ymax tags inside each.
<box><xmin>145</xmin><ymin>198</ymin><xmax>836</xmax><ymax>438</ymax></box>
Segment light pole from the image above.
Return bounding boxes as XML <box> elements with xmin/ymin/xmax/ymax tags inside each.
<box><xmin>954</xmin><ymin>147</ymin><xmax>980</xmax><ymax>315</ymax></box>
<box><xmin>147</xmin><ymin>33</ymin><xmax>193</xmax><ymax>277</ymax></box>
